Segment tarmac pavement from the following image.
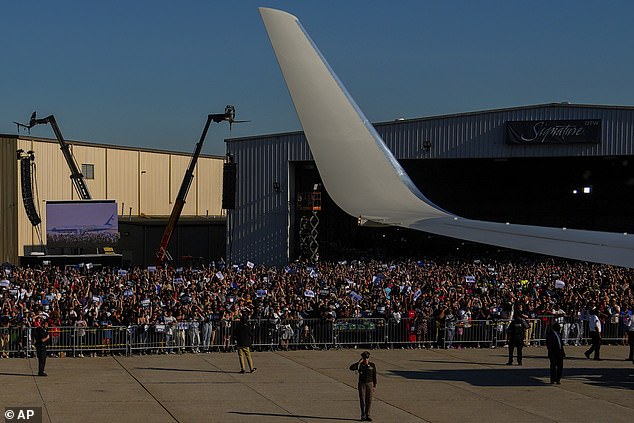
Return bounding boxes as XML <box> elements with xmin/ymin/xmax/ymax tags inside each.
<box><xmin>0</xmin><ymin>345</ymin><xmax>632</xmax><ymax>423</ymax></box>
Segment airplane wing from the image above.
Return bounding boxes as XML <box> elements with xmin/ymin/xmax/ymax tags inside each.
<box><xmin>259</xmin><ymin>7</ymin><xmax>634</xmax><ymax>268</ymax></box>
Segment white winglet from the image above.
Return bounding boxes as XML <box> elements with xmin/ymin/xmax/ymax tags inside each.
<box><xmin>260</xmin><ymin>7</ymin><xmax>634</xmax><ymax>268</ymax></box>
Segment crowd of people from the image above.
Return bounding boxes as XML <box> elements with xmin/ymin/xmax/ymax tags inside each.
<box><xmin>1</xmin><ymin>252</ymin><xmax>633</xmax><ymax>357</ymax></box>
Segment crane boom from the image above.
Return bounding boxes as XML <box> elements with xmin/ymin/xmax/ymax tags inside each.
<box><xmin>155</xmin><ymin>115</ymin><xmax>213</xmax><ymax>265</ymax></box>
<box><xmin>156</xmin><ymin>106</ymin><xmax>238</xmax><ymax>265</ymax></box>
<box><xmin>16</xmin><ymin>113</ymin><xmax>92</xmax><ymax>200</ymax></box>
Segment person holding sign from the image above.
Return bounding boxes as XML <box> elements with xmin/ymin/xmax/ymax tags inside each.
<box><xmin>349</xmin><ymin>351</ymin><xmax>377</xmax><ymax>421</ymax></box>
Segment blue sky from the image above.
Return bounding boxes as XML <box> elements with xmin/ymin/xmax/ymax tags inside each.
<box><xmin>2</xmin><ymin>1</ymin><xmax>632</xmax><ymax>156</ymax></box>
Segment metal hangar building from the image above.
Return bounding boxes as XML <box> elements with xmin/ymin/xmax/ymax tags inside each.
<box><xmin>0</xmin><ymin>134</ymin><xmax>226</xmax><ymax>266</ymax></box>
<box><xmin>225</xmin><ymin>103</ymin><xmax>634</xmax><ymax>266</ymax></box>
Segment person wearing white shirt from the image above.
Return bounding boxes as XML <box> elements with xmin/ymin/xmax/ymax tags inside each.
<box><xmin>584</xmin><ymin>308</ymin><xmax>602</xmax><ymax>360</ymax></box>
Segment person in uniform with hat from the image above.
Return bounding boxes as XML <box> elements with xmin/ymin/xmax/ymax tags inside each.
<box><xmin>349</xmin><ymin>351</ymin><xmax>377</xmax><ymax>421</ymax></box>
<box><xmin>33</xmin><ymin>315</ymin><xmax>50</xmax><ymax>376</ymax></box>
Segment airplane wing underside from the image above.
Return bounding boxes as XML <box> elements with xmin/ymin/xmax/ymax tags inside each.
<box><xmin>259</xmin><ymin>7</ymin><xmax>634</xmax><ymax>268</ymax></box>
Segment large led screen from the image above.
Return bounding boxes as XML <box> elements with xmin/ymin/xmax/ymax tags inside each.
<box><xmin>46</xmin><ymin>200</ymin><xmax>119</xmax><ymax>249</ymax></box>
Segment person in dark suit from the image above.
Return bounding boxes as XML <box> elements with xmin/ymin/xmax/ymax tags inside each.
<box><xmin>33</xmin><ymin>316</ymin><xmax>50</xmax><ymax>376</ymax></box>
<box><xmin>349</xmin><ymin>351</ymin><xmax>377</xmax><ymax>421</ymax></box>
<box><xmin>546</xmin><ymin>322</ymin><xmax>565</xmax><ymax>384</ymax></box>
<box><xmin>506</xmin><ymin>313</ymin><xmax>528</xmax><ymax>365</ymax></box>
<box><xmin>234</xmin><ymin>314</ymin><xmax>256</xmax><ymax>373</ymax></box>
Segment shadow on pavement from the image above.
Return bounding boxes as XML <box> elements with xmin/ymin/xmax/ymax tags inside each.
<box><xmin>413</xmin><ymin>359</ymin><xmax>510</xmax><ymax>366</ymax></box>
<box><xmin>0</xmin><ymin>372</ymin><xmax>36</xmax><ymax>377</ymax></box>
<box><xmin>136</xmin><ymin>367</ymin><xmax>240</xmax><ymax>374</ymax></box>
<box><xmin>229</xmin><ymin>411</ymin><xmax>359</xmax><ymax>421</ymax></box>
<box><xmin>389</xmin><ymin>367</ymin><xmax>634</xmax><ymax>389</ymax></box>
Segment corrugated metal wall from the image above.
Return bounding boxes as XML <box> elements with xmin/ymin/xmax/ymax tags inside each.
<box><xmin>0</xmin><ymin>137</ymin><xmax>18</xmax><ymax>263</ymax></box>
<box><xmin>196</xmin><ymin>158</ymin><xmax>224</xmax><ymax>217</ymax></box>
<box><xmin>226</xmin><ymin>104</ymin><xmax>634</xmax><ymax>266</ymax></box>
<box><xmin>106</xmin><ymin>148</ymin><xmax>140</xmax><ymax>217</ymax></box>
<box><xmin>0</xmin><ymin>135</ymin><xmax>224</xmax><ymax>263</ymax></box>
<box><xmin>381</xmin><ymin>104</ymin><xmax>634</xmax><ymax>159</ymax></box>
<box><xmin>227</xmin><ymin>133</ymin><xmax>310</xmax><ymax>265</ymax></box>
<box><xmin>140</xmin><ymin>151</ymin><xmax>171</xmax><ymax>216</ymax></box>
<box><xmin>73</xmin><ymin>144</ymin><xmax>107</xmax><ymax>199</ymax></box>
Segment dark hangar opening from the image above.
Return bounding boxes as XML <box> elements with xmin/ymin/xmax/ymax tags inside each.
<box><xmin>292</xmin><ymin>156</ymin><xmax>634</xmax><ymax>261</ymax></box>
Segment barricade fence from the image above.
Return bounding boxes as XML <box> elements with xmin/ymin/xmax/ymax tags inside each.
<box><xmin>0</xmin><ymin>316</ymin><xmax>629</xmax><ymax>357</ymax></box>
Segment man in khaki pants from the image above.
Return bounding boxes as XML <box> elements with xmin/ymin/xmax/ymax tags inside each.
<box><xmin>234</xmin><ymin>315</ymin><xmax>256</xmax><ymax>373</ymax></box>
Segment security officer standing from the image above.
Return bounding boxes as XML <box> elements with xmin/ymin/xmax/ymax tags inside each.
<box><xmin>546</xmin><ymin>322</ymin><xmax>566</xmax><ymax>384</ymax></box>
<box><xmin>349</xmin><ymin>351</ymin><xmax>377</xmax><ymax>421</ymax></box>
<box><xmin>506</xmin><ymin>312</ymin><xmax>528</xmax><ymax>365</ymax></box>
<box><xmin>33</xmin><ymin>316</ymin><xmax>50</xmax><ymax>376</ymax></box>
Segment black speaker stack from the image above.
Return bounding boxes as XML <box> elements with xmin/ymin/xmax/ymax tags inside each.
<box><xmin>19</xmin><ymin>155</ymin><xmax>41</xmax><ymax>226</ymax></box>
<box><xmin>222</xmin><ymin>162</ymin><xmax>237</xmax><ymax>210</ymax></box>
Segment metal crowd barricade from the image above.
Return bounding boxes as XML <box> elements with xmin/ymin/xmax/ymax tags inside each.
<box><xmin>1</xmin><ymin>326</ymin><xmax>32</xmax><ymax>358</ymax></box>
<box><xmin>437</xmin><ymin>319</ymin><xmax>508</xmax><ymax>349</ymax></box>
<box><xmin>129</xmin><ymin>322</ymin><xmax>186</xmax><ymax>354</ymax></box>
<box><xmin>0</xmin><ymin>326</ymin><xmax>128</xmax><ymax>357</ymax></box>
<box><xmin>384</xmin><ymin>318</ymin><xmax>545</xmax><ymax>349</ymax></box>
<box><xmin>249</xmin><ymin>318</ymin><xmax>332</xmax><ymax>350</ymax></box>
<box><xmin>602</xmin><ymin>318</ymin><xmax>624</xmax><ymax>342</ymax></box>
<box><xmin>454</xmin><ymin>319</ymin><xmax>496</xmax><ymax>347</ymax></box>
<box><xmin>217</xmin><ymin>319</ymin><xmax>235</xmax><ymax>352</ymax></box>
<box><xmin>128</xmin><ymin>320</ymin><xmax>225</xmax><ymax>355</ymax></box>
<box><xmin>48</xmin><ymin>326</ymin><xmax>128</xmax><ymax>356</ymax></box>
<box><xmin>1</xmin><ymin>315</ymin><xmax>629</xmax><ymax>358</ymax></box>
<box><xmin>251</xmin><ymin>319</ymin><xmax>281</xmax><ymax>350</ymax></box>
<box><xmin>333</xmin><ymin>318</ymin><xmax>385</xmax><ymax>349</ymax></box>
<box><xmin>281</xmin><ymin>318</ymin><xmax>323</xmax><ymax>350</ymax></box>
<box><xmin>385</xmin><ymin>318</ymin><xmax>417</xmax><ymax>347</ymax></box>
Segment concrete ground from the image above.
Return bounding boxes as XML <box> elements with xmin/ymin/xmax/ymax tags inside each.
<box><xmin>0</xmin><ymin>345</ymin><xmax>632</xmax><ymax>423</ymax></box>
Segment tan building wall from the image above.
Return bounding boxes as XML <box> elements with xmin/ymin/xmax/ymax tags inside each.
<box><xmin>0</xmin><ymin>137</ymin><xmax>19</xmax><ymax>263</ymax></box>
<box><xmin>106</xmin><ymin>148</ymin><xmax>140</xmax><ymax>217</ymax></box>
<box><xmin>0</xmin><ymin>135</ymin><xmax>224</xmax><ymax>263</ymax></box>
<box><xmin>140</xmin><ymin>151</ymin><xmax>171</xmax><ymax>216</ymax></box>
<box><xmin>170</xmin><ymin>155</ymin><xmax>195</xmax><ymax>216</ymax></box>
<box><xmin>73</xmin><ymin>144</ymin><xmax>107</xmax><ymax>200</ymax></box>
<box><xmin>197</xmin><ymin>157</ymin><xmax>224</xmax><ymax>216</ymax></box>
